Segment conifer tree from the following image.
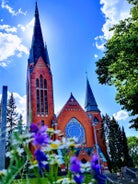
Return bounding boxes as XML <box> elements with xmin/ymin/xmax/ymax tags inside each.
<box><xmin>108</xmin><ymin>117</ymin><xmax>120</xmax><ymax>172</ymax></box>
<box><xmin>102</xmin><ymin>114</ymin><xmax>132</xmax><ymax>172</ymax></box>
<box><xmin>121</xmin><ymin>126</ymin><xmax>133</xmax><ymax>167</ymax></box>
<box><xmin>101</xmin><ymin>114</ymin><xmax>112</xmax><ymax>172</ymax></box>
<box><xmin>18</xmin><ymin>114</ymin><xmax>23</xmax><ymax>134</ymax></box>
<box><xmin>6</xmin><ymin>93</ymin><xmax>19</xmax><ymax>151</ymax></box>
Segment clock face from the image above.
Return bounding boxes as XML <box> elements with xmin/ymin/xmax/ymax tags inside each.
<box><xmin>65</xmin><ymin>118</ymin><xmax>85</xmax><ymax>144</ymax></box>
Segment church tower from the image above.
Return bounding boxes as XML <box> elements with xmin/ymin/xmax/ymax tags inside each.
<box><xmin>85</xmin><ymin>78</ymin><xmax>107</xmax><ymax>162</ymax></box>
<box><xmin>26</xmin><ymin>2</ymin><xmax>54</xmax><ymax>127</ymax></box>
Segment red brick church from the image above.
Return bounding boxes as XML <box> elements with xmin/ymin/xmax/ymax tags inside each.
<box><xmin>27</xmin><ymin>3</ymin><xmax>107</xmax><ymax>165</ymax></box>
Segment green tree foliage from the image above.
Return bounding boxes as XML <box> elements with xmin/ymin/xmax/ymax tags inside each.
<box><xmin>121</xmin><ymin>127</ymin><xmax>133</xmax><ymax>167</ymax></box>
<box><xmin>127</xmin><ymin>136</ymin><xmax>138</xmax><ymax>168</ymax></box>
<box><xmin>103</xmin><ymin>114</ymin><xmax>133</xmax><ymax>172</ymax></box>
<box><xmin>17</xmin><ymin>114</ymin><xmax>23</xmax><ymax>134</ymax></box>
<box><xmin>7</xmin><ymin>93</ymin><xmax>19</xmax><ymax>133</ymax></box>
<box><xmin>96</xmin><ymin>0</ymin><xmax>138</xmax><ymax>129</ymax></box>
<box><xmin>108</xmin><ymin>117</ymin><xmax>122</xmax><ymax>172</ymax></box>
<box><xmin>6</xmin><ymin>93</ymin><xmax>19</xmax><ymax>151</ymax></box>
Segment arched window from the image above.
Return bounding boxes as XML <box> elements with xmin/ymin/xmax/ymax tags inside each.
<box><xmin>36</xmin><ymin>78</ymin><xmax>39</xmax><ymax>88</ymax></box>
<box><xmin>44</xmin><ymin>79</ymin><xmax>47</xmax><ymax>89</ymax></box>
<box><xmin>36</xmin><ymin>89</ymin><xmax>40</xmax><ymax>114</ymax></box>
<box><xmin>44</xmin><ymin>90</ymin><xmax>48</xmax><ymax>114</ymax></box>
<box><xmin>40</xmin><ymin>75</ymin><xmax>43</xmax><ymax>88</ymax></box>
<box><xmin>65</xmin><ymin>118</ymin><xmax>86</xmax><ymax>144</ymax></box>
<box><xmin>93</xmin><ymin>117</ymin><xmax>99</xmax><ymax>123</ymax></box>
<box><xmin>36</xmin><ymin>75</ymin><xmax>48</xmax><ymax>116</ymax></box>
<box><xmin>40</xmin><ymin>90</ymin><xmax>44</xmax><ymax>114</ymax></box>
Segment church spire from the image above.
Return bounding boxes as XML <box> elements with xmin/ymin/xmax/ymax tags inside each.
<box><xmin>85</xmin><ymin>78</ymin><xmax>100</xmax><ymax>112</ymax></box>
<box><xmin>28</xmin><ymin>2</ymin><xmax>50</xmax><ymax>69</ymax></box>
<box><xmin>35</xmin><ymin>1</ymin><xmax>39</xmax><ymax>16</ymax></box>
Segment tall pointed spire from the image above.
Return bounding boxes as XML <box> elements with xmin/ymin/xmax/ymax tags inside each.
<box><xmin>85</xmin><ymin>78</ymin><xmax>100</xmax><ymax>112</ymax></box>
<box><xmin>28</xmin><ymin>2</ymin><xmax>50</xmax><ymax>69</ymax></box>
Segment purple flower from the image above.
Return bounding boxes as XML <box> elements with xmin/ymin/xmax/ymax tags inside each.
<box><xmin>70</xmin><ymin>156</ymin><xmax>81</xmax><ymax>173</ymax></box>
<box><xmin>30</xmin><ymin>123</ymin><xmax>50</xmax><ymax>146</ymax></box>
<box><xmin>39</xmin><ymin>125</ymin><xmax>48</xmax><ymax>133</ymax></box>
<box><xmin>74</xmin><ymin>175</ymin><xmax>84</xmax><ymax>184</ymax></box>
<box><xmin>91</xmin><ymin>154</ymin><xmax>99</xmax><ymax>164</ymax></box>
<box><xmin>91</xmin><ymin>154</ymin><xmax>101</xmax><ymax>173</ymax></box>
<box><xmin>35</xmin><ymin>149</ymin><xmax>49</xmax><ymax>175</ymax></box>
<box><xmin>33</xmin><ymin>132</ymin><xmax>49</xmax><ymax>146</ymax></box>
<box><xmin>35</xmin><ymin>149</ymin><xmax>47</xmax><ymax>162</ymax></box>
<box><xmin>91</xmin><ymin>154</ymin><xmax>106</xmax><ymax>184</ymax></box>
<box><xmin>30</xmin><ymin>123</ymin><xmax>39</xmax><ymax>133</ymax></box>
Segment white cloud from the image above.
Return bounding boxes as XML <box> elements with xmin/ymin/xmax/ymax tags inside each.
<box><xmin>0</xmin><ymin>24</ymin><xmax>17</xmax><ymax>33</ymax></box>
<box><xmin>113</xmin><ymin>110</ymin><xmax>129</xmax><ymax>121</ymax></box>
<box><xmin>18</xmin><ymin>18</ymin><xmax>34</xmax><ymax>42</ymax></box>
<box><xmin>94</xmin><ymin>54</ymin><xmax>98</xmax><ymax>58</ymax></box>
<box><xmin>0</xmin><ymin>61</ymin><xmax>8</xmax><ymax>67</ymax></box>
<box><xmin>96</xmin><ymin>0</ymin><xmax>131</xmax><ymax>50</ymax></box>
<box><xmin>1</xmin><ymin>0</ymin><xmax>27</xmax><ymax>16</ymax></box>
<box><xmin>0</xmin><ymin>32</ymin><xmax>28</xmax><ymax>66</ymax></box>
<box><xmin>95</xmin><ymin>41</ymin><xmax>105</xmax><ymax>50</ymax></box>
<box><xmin>18</xmin><ymin>18</ymin><xmax>34</xmax><ymax>32</ymax></box>
<box><xmin>0</xmin><ymin>1</ymin><xmax>34</xmax><ymax>67</ymax></box>
<box><xmin>17</xmin><ymin>24</ymin><xmax>26</xmax><ymax>32</ymax></box>
<box><xmin>0</xmin><ymin>17</ymin><xmax>33</xmax><ymax>67</ymax></box>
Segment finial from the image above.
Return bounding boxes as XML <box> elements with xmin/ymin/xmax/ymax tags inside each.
<box><xmin>35</xmin><ymin>1</ymin><xmax>39</xmax><ymax>16</ymax></box>
<box><xmin>85</xmin><ymin>71</ymin><xmax>89</xmax><ymax>81</ymax></box>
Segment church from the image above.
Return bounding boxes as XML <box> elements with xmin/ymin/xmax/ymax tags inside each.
<box><xmin>27</xmin><ymin>2</ymin><xmax>107</xmax><ymax>165</ymax></box>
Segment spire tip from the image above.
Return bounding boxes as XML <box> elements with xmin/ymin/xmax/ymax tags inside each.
<box><xmin>35</xmin><ymin>1</ymin><xmax>39</xmax><ymax>16</ymax></box>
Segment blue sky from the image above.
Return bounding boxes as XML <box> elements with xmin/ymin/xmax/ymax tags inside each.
<box><xmin>0</xmin><ymin>0</ymin><xmax>137</xmax><ymax>137</ymax></box>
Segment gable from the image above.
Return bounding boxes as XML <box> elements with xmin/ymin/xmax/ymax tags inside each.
<box><xmin>57</xmin><ymin>94</ymin><xmax>94</xmax><ymax>147</ymax></box>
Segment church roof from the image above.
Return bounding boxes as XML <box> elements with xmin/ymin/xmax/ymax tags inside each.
<box><xmin>28</xmin><ymin>2</ymin><xmax>50</xmax><ymax>69</ymax></box>
<box><xmin>57</xmin><ymin>93</ymin><xmax>85</xmax><ymax>117</ymax></box>
<box><xmin>85</xmin><ymin>78</ymin><xmax>100</xmax><ymax>112</ymax></box>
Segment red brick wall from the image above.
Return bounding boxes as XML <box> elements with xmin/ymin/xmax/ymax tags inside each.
<box><xmin>29</xmin><ymin>57</ymin><xmax>54</xmax><ymax>127</ymax></box>
<box><xmin>57</xmin><ymin>96</ymin><xmax>95</xmax><ymax>147</ymax></box>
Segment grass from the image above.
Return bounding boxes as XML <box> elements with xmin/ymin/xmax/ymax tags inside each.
<box><xmin>11</xmin><ymin>173</ymin><xmax>94</xmax><ymax>184</ymax></box>
<box><xmin>12</xmin><ymin>178</ymin><xmax>49</xmax><ymax>184</ymax></box>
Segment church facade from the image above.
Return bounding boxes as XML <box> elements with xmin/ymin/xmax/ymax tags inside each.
<box><xmin>27</xmin><ymin>3</ymin><xmax>107</xmax><ymax>164</ymax></box>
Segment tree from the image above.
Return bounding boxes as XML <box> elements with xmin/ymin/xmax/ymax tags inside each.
<box><xmin>127</xmin><ymin>136</ymin><xmax>138</xmax><ymax>168</ymax></box>
<box><xmin>6</xmin><ymin>93</ymin><xmax>19</xmax><ymax>151</ymax></box>
<box><xmin>121</xmin><ymin>127</ymin><xmax>133</xmax><ymax>167</ymax></box>
<box><xmin>108</xmin><ymin>117</ymin><xmax>123</xmax><ymax>172</ymax></box>
<box><xmin>96</xmin><ymin>0</ymin><xmax>138</xmax><ymax>129</ymax></box>
<box><xmin>102</xmin><ymin>114</ymin><xmax>115</xmax><ymax>172</ymax></box>
<box><xmin>17</xmin><ymin>114</ymin><xmax>23</xmax><ymax>134</ymax></box>
<box><xmin>102</xmin><ymin>114</ymin><xmax>133</xmax><ymax>172</ymax></box>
